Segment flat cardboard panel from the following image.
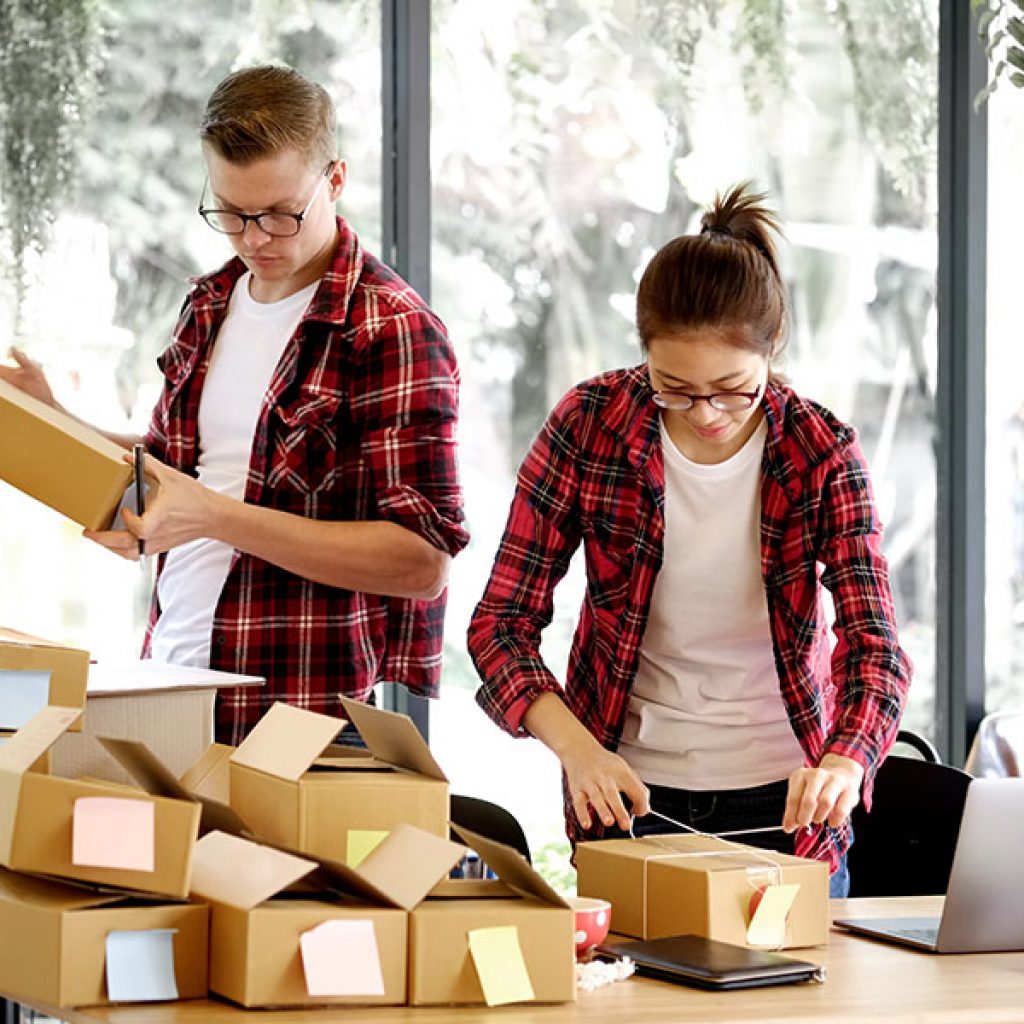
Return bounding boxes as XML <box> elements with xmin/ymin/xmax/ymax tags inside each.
<box><xmin>0</xmin><ymin>378</ymin><xmax>133</xmax><ymax>531</ymax></box>
<box><xmin>408</xmin><ymin>898</ymin><xmax>575</xmax><ymax>1005</ymax></box>
<box><xmin>576</xmin><ymin>835</ymin><xmax>829</xmax><ymax>948</ymax></box>
<box><xmin>8</xmin><ymin>773</ymin><xmax>200</xmax><ymax>898</ymax></box>
<box><xmin>230</xmin><ymin>762</ymin><xmax>301</xmax><ymax>848</ymax></box>
<box><xmin>210</xmin><ymin>898</ymin><xmax>406</xmax><ymax>1007</ymax></box>
<box><xmin>179</xmin><ymin>743</ymin><xmax>234</xmax><ymax>804</ymax></box>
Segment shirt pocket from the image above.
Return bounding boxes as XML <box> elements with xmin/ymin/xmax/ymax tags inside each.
<box><xmin>266</xmin><ymin>392</ymin><xmax>342</xmax><ymax>497</ymax></box>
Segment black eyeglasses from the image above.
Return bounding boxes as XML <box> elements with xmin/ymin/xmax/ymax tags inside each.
<box><xmin>198</xmin><ymin>162</ymin><xmax>333</xmax><ymax>237</ymax></box>
<box><xmin>651</xmin><ymin>384</ymin><xmax>763</xmax><ymax>412</ymax></box>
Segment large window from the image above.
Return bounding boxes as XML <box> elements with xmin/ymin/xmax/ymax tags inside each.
<box><xmin>430</xmin><ymin>0</ymin><xmax>939</xmax><ymax>873</ymax></box>
<box><xmin>985</xmin><ymin>77</ymin><xmax>1024</xmax><ymax>714</ymax></box>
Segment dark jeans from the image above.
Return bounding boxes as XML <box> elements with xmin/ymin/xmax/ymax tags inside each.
<box><xmin>611</xmin><ymin>779</ymin><xmax>851</xmax><ymax>897</ymax></box>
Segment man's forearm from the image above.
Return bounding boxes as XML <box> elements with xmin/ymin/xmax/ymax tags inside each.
<box><xmin>208</xmin><ymin>492</ymin><xmax>450</xmax><ymax>600</ymax></box>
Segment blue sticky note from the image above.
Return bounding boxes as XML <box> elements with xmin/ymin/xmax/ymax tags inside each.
<box><xmin>105</xmin><ymin>929</ymin><xmax>179</xmax><ymax>1003</ymax></box>
<box><xmin>0</xmin><ymin>670</ymin><xmax>51</xmax><ymax>730</ymax></box>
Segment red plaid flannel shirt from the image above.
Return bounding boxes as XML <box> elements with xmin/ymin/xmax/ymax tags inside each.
<box><xmin>143</xmin><ymin>218</ymin><xmax>468</xmax><ymax>743</ymax></box>
<box><xmin>468</xmin><ymin>368</ymin><xmax>911</xmax><ymax>868</ymax></box>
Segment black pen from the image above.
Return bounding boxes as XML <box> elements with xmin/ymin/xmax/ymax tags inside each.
<box><xmin>133</xmin><ymin>443</ymin><xmax>145</xmax><ymax>557</ymax></box>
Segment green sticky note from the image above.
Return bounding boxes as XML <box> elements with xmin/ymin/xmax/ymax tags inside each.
<box><xmin>346</xmin><ymin>829</ymin><xmax>389</xmax><ymax>868</ymax></box>
<box><xmin>467</xmin><ymin>925</ymin><xmax>535</xmax><ymax>1007</ymax></box>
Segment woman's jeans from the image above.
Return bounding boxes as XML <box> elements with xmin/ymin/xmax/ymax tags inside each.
<box><xmin>613</xmin><ymin>779</ymin><xmax>851</xmax><ymax>897</ymax></box>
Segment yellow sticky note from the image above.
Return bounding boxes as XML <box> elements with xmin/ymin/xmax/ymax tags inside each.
<box><xmin>467</xmin><ymin>925</ymin><xmax>535</xmax><ymax>1007</ymax></box>
<box><xmin>746</xmin><ymin>883</ymin><xmax>801</xmax><ymax>947</ymax></box>
<box><xmin>346</xmin><ymin>830</ymin><xmax>389</xmax><ymax>868</ymax></box>
<box><xmin>73</xmin><ymin>797</ymin><xmax>155</xmax><ymax>872</ymax></box>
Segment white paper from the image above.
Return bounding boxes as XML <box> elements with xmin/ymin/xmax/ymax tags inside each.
<box><xmin>0</xmin><ymin>669</ymin><xmax>50</xmax><ymax>730</ymax></box>
<box><xmin>105</xmin><ymin>929</ymin><xmax>179</xmax><ymax>1002</ymax></box>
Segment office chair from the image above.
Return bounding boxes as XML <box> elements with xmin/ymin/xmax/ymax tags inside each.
<box><xmin>847</xmin><ymin>755</ymin><xmax>971</xmax><ymax>897</ymax></box>
<box><xmin>892</xmin><ymin>728</ymin><xmax>941</xmax><ymax>763</ymax></box>
<box><xmin>449</xmin><ymin>794</ymin><xmax>532</xmax><ymax>864</ymax></box>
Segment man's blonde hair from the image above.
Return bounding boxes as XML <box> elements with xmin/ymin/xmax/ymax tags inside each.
<box><xmin>200</xmin><ymin>64</ymin><xmax>336</xmax><ymax>167</ymax></box>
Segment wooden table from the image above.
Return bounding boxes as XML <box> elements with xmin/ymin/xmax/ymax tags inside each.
<box><xmin>9</xmin><ymin>898</ymin><xmax>1024</xmax><ymax>1023</ymax></box>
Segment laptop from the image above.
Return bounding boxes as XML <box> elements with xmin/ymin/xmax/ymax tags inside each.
<box><xmin>597</xmin><ymin>934</ymin><xmax>826</xmax><ymax>990</ymax></box>
<box><xmin>835</xmin><ymin>777</ymin><xmax>1024</xmax><ymax>953</ymax></box>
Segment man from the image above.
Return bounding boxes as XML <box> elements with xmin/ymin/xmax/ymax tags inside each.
<box><xmin>1</xmin><ymin>65</ymin><xmax>467</xmax><ymax>743</ymax></box>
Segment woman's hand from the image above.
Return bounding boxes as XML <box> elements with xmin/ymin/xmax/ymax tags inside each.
<box><xmin>561</xmin><ymin>739</ymin><xmax>651</xmax><ymax>831</ymax></box>
<box><xmin>783</xmin><ymin>753</ymin><xmax>864</xmax><ymax>832</ymax></box>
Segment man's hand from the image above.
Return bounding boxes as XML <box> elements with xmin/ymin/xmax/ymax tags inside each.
<box><xmin>83</xmin><ymin>453</ymin><xmax>223</xmax><ymax>559</ymax></box>
<box><xmin>0</xmin><ymin>347</ymin><xmax>59</xmax><ymax>408</ymax></box>
<box><xmin>783</xmin><ymin>753</ymin><xmax>864</xmax><ymax>832</ymax></box>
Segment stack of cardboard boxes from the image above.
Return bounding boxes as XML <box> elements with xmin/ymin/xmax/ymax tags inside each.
<box><xmin>0</xmin><ymin>629</ymin><xmax>577</xmax><ymax>1011</ymax></box>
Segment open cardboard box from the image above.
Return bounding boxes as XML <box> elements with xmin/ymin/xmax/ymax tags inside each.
<box><xmin>0</xmin><ymin>866</ymin><xmax>208</xmax><ymax>1008</ymax></box>
<box><xmin>576</xmin><ymin>833</ymin><xmax>829</xmax><ymax>948</ymax></box>
<box><xmin>408</xmin><ymin>826</ymin><xmax>576</xmax><ymax>1006</ymax></box>
<box><xmin>0</xmin><ymin>706</ymin><xmax>200</xmax><ymax>898</ymax></box>
<box><xmin>229</xmin><ymin>698</ymin><xmax>449</xmax><ymax>864</ymax></box>
<box><xmin>198</xmin><ymin>824</ymin><xmax>466</xmax><ymax>1007</ymax></box>
<box><xmin>0</xmin><ymin>377</ymin><xmax>133</xmax><ymax>531</ymax></box>
<box><xmin>0</xmin><ymin>628</ymin><xmax>88</xmax><ymax>732</ymax></box>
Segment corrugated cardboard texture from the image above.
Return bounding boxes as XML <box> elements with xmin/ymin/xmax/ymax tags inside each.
<box><xmin>179</xmin><ymin>743</ymin><xmax>234</xmax><ymax>804</ymax></box>
<box><xmin>51</xmin><ymin>688</ymin><xmax>216</xmax><ymax>785</ymax></box>
<box><xmin>576</xmin><ymin>835</ymin><xmax>829</xmax><ymax>948</ymax></box>
<box><xmin>0</xmin><ymin>378</ymin><xmax>133</xmax><ymax>531</ymax></box>
<box><xmin>0</xmin><ymin>629</ymin><xmax>89</xmax><ymax>732</ymax></box>
<box><xmin>0</xmin><ymin>867</ymin><xmax>207</xmax><ymax>1008</ymax></box>
<box><xmin>210</xmin><ymin>897</ymin><xmax>406</xmax><ymax>1007</ymax></box>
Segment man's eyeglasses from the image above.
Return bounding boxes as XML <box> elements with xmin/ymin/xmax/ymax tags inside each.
<box><xmin>651</xmin><ymin>384</ymin><xmax>763</xmax><ymax>412</ymax></box>
<box><xmin>198</xmin><ymin>162</ymin><xmax>333</xmax><ymax>237</ymax></box>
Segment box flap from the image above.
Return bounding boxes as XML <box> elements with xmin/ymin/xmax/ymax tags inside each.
<box><xmin>179</xmin><ymin>743</ymin><xmax>233</xmax><ymax>804</ymax></box>
<box><xmin>0</xmin><ymin>864</ymin><xmax>124</xmax><ymax>911</ymax></box>
<box><xmin>0</xmin><ymin>705</ymin><xmax>82</xmax><ymax>774</ymax></box>
<box><xmin>452</xmin><ymin>825</ymin><xmax>568</xmax><ymax>908</ymax></box>
<box><xmin>0</xmin><ymin>628</ymin><xmax>74</xmax><ymax>651</ymax></box>
<box><xmin>98</xmin><ymin>736</ymin><xmax>250</xmax><ymax>837</ymax></box>
<box><xmin>312</xmin><ymin>823</ymin><xmax>467</xmax><ymax>911</ymax></box>
<box><xmin>86</xmin><ymin>660</ymin><xmax>265</xmax><ymax>696</ymax></box>
<box><xmin>230</xmin><ymin>702</ymin><xmax>342</xmax><ymax>782</ymax></box>
<box><xmin>339</xmin><ymin>696</ymin><xmax>447</xmax><ymax>781</ymax></box>
<box><xmin>189</xmin><ymin>831</ymin><xmax>318</xmax><ymax>910</ymax></box>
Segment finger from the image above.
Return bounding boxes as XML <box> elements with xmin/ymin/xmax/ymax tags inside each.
<box><xmin>826</xmin><ymin>783</ymin><xmax>861</xmax><ymax>829</ymax></box>
<box><xmin>810</xmin><ymin>778</ymin><xmax>845</xmax><ymax>826</ymax></box>
<box><xmin>625</xmin><ymin>776</ymin><xmax>651</xmax><ymax>818</ymax></box>
<box><xmin>9</xmin><ymin>346</ymin><xmax>33</xmax><ymax>368</ymax></box>
<box><xmin>600</xmin><ymin>783</ymin><xmax>633</xmax><ymax>832</ymax></box>
<box><xmin>82</xmin><ymin>530</ymin><xmax>140</xmax><ymax>561</ymax></box>
<box><xmin>571</xmin><ymin>788</ymin><xmax>593</xmax><ymax>831</ymax></box>
<box><xmin>782</xmin><ymin>774</ymin><xmax>806</xmax><ymax>833</ymax></box>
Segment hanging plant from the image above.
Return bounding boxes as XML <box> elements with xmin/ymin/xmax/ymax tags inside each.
<box><xmin>973</xmin><ymin>0</ymin><xmax>1024</xmax><ymax>108</ymax></box>
<box><xmin>0</xmin><ymin>0</ymin><xmax>105</xmax><ymax>336</ymax></box>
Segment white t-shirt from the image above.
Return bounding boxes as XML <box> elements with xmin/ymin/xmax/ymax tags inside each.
<box><xmin>149</xmin><ymin>273</ymin><xmax>319</xmax><ymax>667</ymax></box>
<box><xmin>617</xmin><ymin>417</ymin><xmax>806</xmax><ymax>790</ymax></box>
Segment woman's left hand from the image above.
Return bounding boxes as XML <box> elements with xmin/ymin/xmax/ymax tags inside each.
<box><xmin>783</xmin><ymin>753</ymin><xmax>864</xmax><ymax>832</ymax></box>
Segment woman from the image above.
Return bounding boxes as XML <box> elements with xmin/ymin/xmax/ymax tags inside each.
<box><xmin>467</xmin><ymin>183</ymin><xmax>912</xmax><ymax>896</ymax></box>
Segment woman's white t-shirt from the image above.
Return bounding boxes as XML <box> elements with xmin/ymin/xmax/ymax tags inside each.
<box><xmin>149</xmin><ymin>273</ymin><xmax>319</xmax><ymax>667</ymax></box>
<box><xmin>617</xmin><ymin>416</ymin><xmax>806</xmax><ymax>790</ymax></box>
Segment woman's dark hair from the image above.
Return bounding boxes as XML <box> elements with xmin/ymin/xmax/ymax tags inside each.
<box><xmin>636</xmin><ymin>183</ymin><xmax>787</xmax><ymax>362</ymax></box>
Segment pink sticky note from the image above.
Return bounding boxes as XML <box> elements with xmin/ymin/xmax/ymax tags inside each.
<box><xmin>299</xmin><ymin>919</ymin><xmax>385</xmax><ymax>997</ymax></box>
<box><xmin>73</xmin><ymin>797</ymin><xmax>155</xmax><ymax>872</ymax></box>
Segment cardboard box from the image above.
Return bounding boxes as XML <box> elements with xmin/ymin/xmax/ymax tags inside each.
<box><xmin>180</xmin><ymin>742</ymin><xmax>234</xmax><ymax>804</ymax></box>
<box><xmin>0</xmin><ymin>628</ymin><xmax>88</xmax><ymax>732</ymax></box>
<box><xmin>0</xmin><ymin>867</ymin><xmax>208</xmax><ymax>1008</ymax></box>
<box><xmin>229</xmin><ymin>699</ymin><xmax>449</xmax><ymax>864</ymax></box>
<box><xmin>0</xmin><ymin>730</ymin><xmax>50</xmax><ymax>772</ymax></box>
<box><xmin>408</xmin><ymin>826</ymin><xmax>576</xmax><ymax>1006</ymax></box>
<box><xmin>200</xmin><ymin>824</ymin><xmax>465</xmax><ymax>1008</ymax></box>
<box><xmin>0</xmin><ymin>377</ymin><xmax>133</xmax><ymax>531</ymax></box>
<box><xmin>575</xmin><ymin>833</ymin><xmax>829</xmax><ymax>949</ymax></box>
<box><xmin>50</xmin><ymin>661</ymin><xmax>263</xmax><ymax>785</ymax></box>
<box><xmin>0</xmin><ymin>706</ymin><xmax>200</xmax><ymax>897</ymax></box>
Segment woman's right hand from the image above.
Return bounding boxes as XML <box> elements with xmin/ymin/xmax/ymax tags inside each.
<box><xmin>561</xmin><ymin>739</ymin><xmax>651</xmax><ymax>831</ymax></box>
<box><xmin>0</xmin><ymin>347</ymin><xmax>59</xmax><ymax>408</ymax></box>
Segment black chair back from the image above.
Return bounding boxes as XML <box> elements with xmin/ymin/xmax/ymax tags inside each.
<box><xmin>449</xmin><ymin>794</ymin><xmax>532</xmax><ymax>864</ymax></box>
<box><xmin>847</xmin><ymin>755</ymin><xmax>971</xmax><ymax>897</ymax></box>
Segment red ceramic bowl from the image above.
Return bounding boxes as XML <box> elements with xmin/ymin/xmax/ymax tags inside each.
<box><xmin>567</xmin><ymin>896</ymin><xmax>612</xmax><ymax>957</ymax></box>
